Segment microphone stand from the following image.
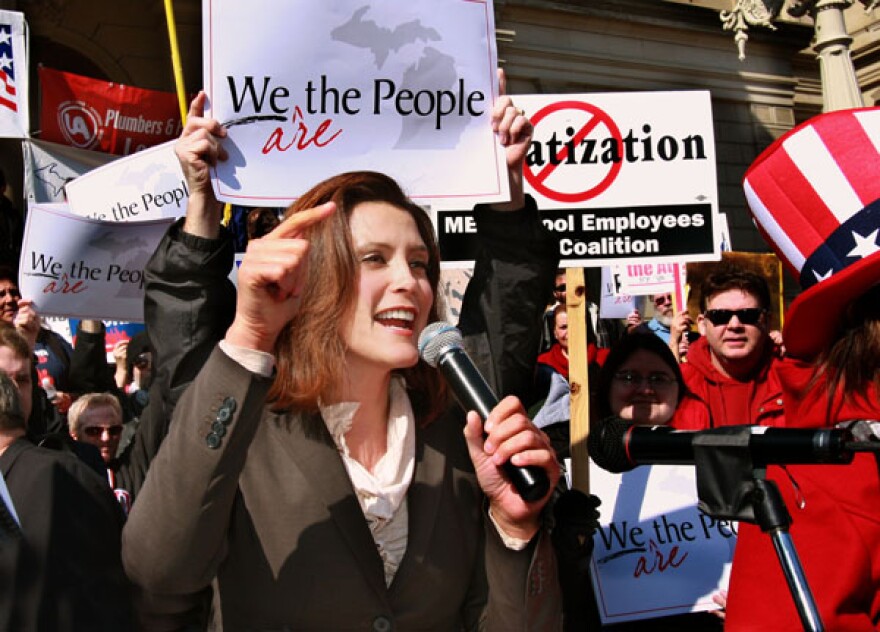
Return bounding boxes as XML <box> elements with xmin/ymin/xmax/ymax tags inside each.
<box><xmin>747</xmin><ymin>478</ymin><xmax>823</xmax><ymax>632</ymax></box>
<box><xmin>691</xmin><ymin>427</ymin><xmax>824</xmax><ymax>632</ymax></box>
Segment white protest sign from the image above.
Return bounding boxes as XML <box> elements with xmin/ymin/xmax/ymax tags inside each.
<box><xmin>436</xmin><ymin>91</ymin><xmax>721</xmax><ymax>267</ymax></box>
<box><xmin>613</xmin><ymin>260</ymin><xmax>687</xmax><ymax>296</ymax></box>
<box><xmin>18</xmin><ymin>204</ymin><xmax>173</xmax><ymax>321</ymax></box>
<box><xmin>22</xmin><ymin>139</ymin><xmax>115</xmax><ymax>204</ymax></box>
<box><xmin>590</xmin><ymin>462</ymin><xmax>734</xmax><ymax>624</ymax></box>
<box><xmin>599</xmin><ymin>266</ymin><xmax>634</xmax><ymax>319</ymax></box>
<box><xmin>65</xmin><ymin>140</ymin><xmax>188</xmax><ymax>221</ymax></box>
<box><xmin>204</xmin><ymin>0</ymin><xmax>508</xmax><ymax>208</ymax></box>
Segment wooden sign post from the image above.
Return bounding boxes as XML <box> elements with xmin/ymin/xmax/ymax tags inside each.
<box><xmin>565</xmin><ymin>267</ymin><xmax>590</xmax><ymax>493</ymax></box>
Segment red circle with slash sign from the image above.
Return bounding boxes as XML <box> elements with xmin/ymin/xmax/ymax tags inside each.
<box><xmin>524</xmin><ymin>100</ymin><xmax>624</xmax><ymax>204</ymax></box>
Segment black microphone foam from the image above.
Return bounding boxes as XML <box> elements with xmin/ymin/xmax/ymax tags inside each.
<box><xmin>589</xmin><ymin>416</ymin><xmax>856</xmax><ymax>474</ymax></box>
<box><xmin>588</xmin><ymin>416</ymin><xmax>635</xmax><ymax>473</ymax></box>
<box><xmin>418</xmin><ymin>321</ymin><xmax>551</xmax><ymax>502</ymax></box>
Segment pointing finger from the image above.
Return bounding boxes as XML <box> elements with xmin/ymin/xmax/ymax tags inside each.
<box><xmin>265</xmin><ymin>202</ymin><xmax>336</xmax><ymax>240</ymax></box>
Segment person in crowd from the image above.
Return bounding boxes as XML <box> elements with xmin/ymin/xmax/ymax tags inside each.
<box><xmin>245</xmin><ymin>206</ymin><xmax>281</xmax><ymax>242</ymax></box>
<box><xmin>67</xmin><ymin>392</ymin><xmax>134</xmax><ymax>514</ymax></box>
<box><xmin>0</xmin><ymin>328</ymin><xmax>132</xmax><ymax>630</ymax></box>
<box><xmin>675</xmin><ymin>266</ymin><xmax>784</xmax><ymax>427</ymax></box>
<box><xmin>34</xmin><ymin>324</ymin><xmax>75</xmax><ymax>412</ymax></box>
<box><xmin>68</xmin><ymin>393</ymin><xmax>124</xmax><ymax>465</ymax></box>
<box><xmin>538</xmin><ymin>303</ymin><xmax>610</xmax><ymax>382</ymax></box>
<box><xmin>542</xmin><ymin>269</ymin><xmax>623</xmax><ymax>353</ymax></box>
<box><xmin>596</xmin><ymin>331</ymin><xmax>706</xmax><ymax>428</ymax></box>
<box><xmin>544</xmin><ymin>332</ymin><xmax>725</xmax><ymax>629</ymax></box>
<box><xmin>626</xmin><ymin>292</ymin><xmax>697</xmax><ymax>360</ymax></box>
<box><xmin>122</xmin><ymin>85</ymin><xmax>562</xmax><ymax>629</ymax></box>
<box><xmin>0</xmin><ymin>168</ymin><xmax>23</xmax><ymax>268</ymax></box>
<box><xmin>592</xmin><ymin>332</ymin><xmax>725</xmax><ymax>629</ymax></box>
<box><xmin>112</xmin><ymin>331</ymin><xmax>154</xmax><ymax>419</ymax></box>
<box><xmin>0</xmin><ymin>264</ymin><xmax>80</xmax><ymax>434</ymax></box>
<box><xmin>0</xmin><ymin>266</ymin><xmax>74</xmax><ymax>407</ymax></box>
<box><xmin>533</xmin><ymin>303</ymin><xmax>610</xmax><ymax>458</ymax></box>
<box><xmin>626</xmin><ymin>293</ymin><xmax>675</xmax><ymax>342</ymax></box>
<box><xmin>724</xmin><ymin>106</ymin><xmax>880</xmax><ymax>630</ymax></box>
<box><xmin>0</xmin><ymin>265</ymin><xmax>71</xmax><ymax>438</ymax></box>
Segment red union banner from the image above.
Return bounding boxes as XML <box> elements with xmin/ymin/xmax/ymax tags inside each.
<box><xmin>39</xmin><ymin>67</ymin><xmax>183</xmax><ymax>155</ymax></box>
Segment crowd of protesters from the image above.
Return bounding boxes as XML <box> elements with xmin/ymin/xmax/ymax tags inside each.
<box><xmin>0</xmin><ymin>95</ymin><xmax>878</xmax><ymax>631</ymax></box>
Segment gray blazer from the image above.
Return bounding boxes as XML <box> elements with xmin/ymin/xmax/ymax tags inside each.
<box><xmin>122</xmin><ymin>348</ymin><xmax>561</xmax><ymax>630</ymax></box>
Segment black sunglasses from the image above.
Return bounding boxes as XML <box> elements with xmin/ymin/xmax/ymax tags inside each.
<box><xmin>82</xmin><ymin>425</ymin><xmax>123</xmax><ymax>438</ymax></box>
<box><xmin>555</xmin><ymin>284</ymin><xmax>566</xmax><ymax>293</ymax></box>
<box><xmin>0</xmin><ymin>288</ymin><xmax>21</xmax><ymax>299</ymax></box>
<box><xmin>703</xmin><ymin>308</ymin><xmax>765</xmax><ymax>326</ymax></box>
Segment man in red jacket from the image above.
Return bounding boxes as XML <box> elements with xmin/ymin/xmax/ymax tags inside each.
<box><xmin>678</xmin><ymin>266</ymin><xmax>785</xmax><ymax>428</ymax></box>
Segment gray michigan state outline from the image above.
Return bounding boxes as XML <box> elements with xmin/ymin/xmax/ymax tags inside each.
<box><xmin>331</xmin><ymin>5</ymin><xmax>472</xmax><ymax>150</ymax></box>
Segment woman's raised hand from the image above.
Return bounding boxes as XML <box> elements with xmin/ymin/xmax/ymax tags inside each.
<box><xmin>490</xmin><ymin>70</ymin><xmax>533</xmax><ymax>211</ymax></box>
<box><xmin>176</xmin><ymin>91</ymin><xmax>228</xmax><ymax>238</ymax></box>
<box><xmin>224</xmin><ymin>203</ymin><xmax>336</xmax><ymax>354</ymax></box>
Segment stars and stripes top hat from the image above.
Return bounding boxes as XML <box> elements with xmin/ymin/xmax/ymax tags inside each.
<box><xmin>743</xmin><ymin>106</ymin><xmax>880</xmax><ymax>359</ymax></box>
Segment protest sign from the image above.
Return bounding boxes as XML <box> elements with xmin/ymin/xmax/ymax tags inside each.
<box><xmin>0</xmin><ymin>10</ymin><xmax>29</xmax><ymax>138</ymax></box>
<box><xmin>39</xmin><ymin>67</ymin><xmax>183</xmax><ymax>156</ymax></box>
<box><xmin>18</xmin><ymin>204</ymin><xmax>173</xmax><ymax>321</ymax></box>
<box><xmin>22</xmin><ymin>139</ymin><xmax>115</xmax><ymax>204</ymax></box>
<box><xmin>599</xmin><ymin>266</ymin><xmax>634</xmax><ymax>319</ymax></box>
<box><xmin>204</xmin><ymin>0</ymin><xmax>508</xmax><ymax>208</ymax></box>
<box><xmin>65</xmin><ymin>140</ymin><xmax>188</xmax><ymax>221</ymax></box>
<box><xmin>590</xmin><ymin>462</ymin><xmax>734</xmax><ymax>624</ymax></box>
<box><xmin>613</xmin><ymin>260</ymin><xmax>687</xmax><ymax>297</ymax></box>
<box><xmin>438</xmin><ymin>91</ymin><xmax>721</xmax><ymax>267</ymax></box>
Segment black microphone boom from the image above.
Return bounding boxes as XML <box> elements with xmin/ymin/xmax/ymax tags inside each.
<box><xmin>589</xmin><ymin>416</ymin><xmax>856</xmax><ymax>474</ymax></box>
<box><xmin>418</xmin><ymin>322</ymin><xmax>551</xmax><ymax>502</ymax></box>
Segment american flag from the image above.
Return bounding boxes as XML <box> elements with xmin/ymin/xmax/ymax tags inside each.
<box><xmin>0</xmin><ymin>23</ymin><xmax>17</xmax><ymax>112</ymax></box>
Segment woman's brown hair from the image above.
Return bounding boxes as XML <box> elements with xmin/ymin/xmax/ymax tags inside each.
<box><xmin>267</xmin><ymin>171</ymin><xmax>449</xmax><ymax>423</ymax></box>
<box><xmin>812</xmin><ymin>284</ymin><xmax>880</xmax><ymax>417</ymax></box>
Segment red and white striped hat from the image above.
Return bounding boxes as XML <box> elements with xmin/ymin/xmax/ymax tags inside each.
<box><xmin>743</xmin><ymin>106</ymin><xmax>880</xmax><ymax>359</ymax></box>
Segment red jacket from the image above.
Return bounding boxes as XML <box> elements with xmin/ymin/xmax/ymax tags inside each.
<box><xmin>536</xmin><ymin>343</ymin><xmax>608</xmax><ymax>381</ymax></box>
<box><xmin>725</xmin><ymin>357</ymin><xmax>880</xmax><ymax>631</ymax></box>
<box><xmin>678</xmin><ymin>337</ymin><xmax>785</xmax><ymax>428</ymax></box>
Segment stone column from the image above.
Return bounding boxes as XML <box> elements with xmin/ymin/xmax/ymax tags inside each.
<box><xmin>790</xmin><ymin>0</ymin><xmax>865</xmax><ymax>110</ymax></box>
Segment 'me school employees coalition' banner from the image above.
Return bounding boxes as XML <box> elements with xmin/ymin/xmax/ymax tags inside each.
<box><xmin>438</xmin><ymin>91</ymin><xmax>721</xmax><ymax>268</ymax></box>
<box><xmin>204</xmin><ymin>0</ymin><xmax>508</xmax><ymax>208</ymax></box>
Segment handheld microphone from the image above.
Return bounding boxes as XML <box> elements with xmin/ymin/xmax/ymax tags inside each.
<box><xmin>418</xmin><ymin>322</ymin><xmax>551</xmax><ymax>502</ymax></box>
<box><xmin>589</xmin><ymin>416</ymin><xmax>857</xmax><ymax>474</ymax></box>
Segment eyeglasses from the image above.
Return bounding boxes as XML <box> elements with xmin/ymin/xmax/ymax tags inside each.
<box><xmin>653</xmin><ymin>294</ymin><xmax>672</xmax><ymax>306</ymax></box>
<box><xmin>554</xmin><ymin>284</ymin><xmax>566</xmax><ymax>293</ymax></box>
<box><xmin>612</xmin><ymin>371</ymin><xmax>677</xmax><ymax>390</ymax></box>
<box><xmin>82</xmin><ymin>425</ymin><xmax>123</xmax><ymax>438</ymax></box>
<box><xmin>0</xmin><ymin>288</ymin><xmax>20</xmax><ymax>300</ymax></box>
<box><xmin>703</xmin><ymin>308</ymin><xmax>766</xmax><ymax>326</ymax></box>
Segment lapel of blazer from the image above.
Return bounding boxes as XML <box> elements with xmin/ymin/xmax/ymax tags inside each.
<box><xmin>392</xmin><ymin>412</ymin><xmax>450</xmax><ymax>587</ymax></box>
<box><xmin>270</xmin><ymin>411</ymin><xmax>390</xmax><ymax>604</ymax></box>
